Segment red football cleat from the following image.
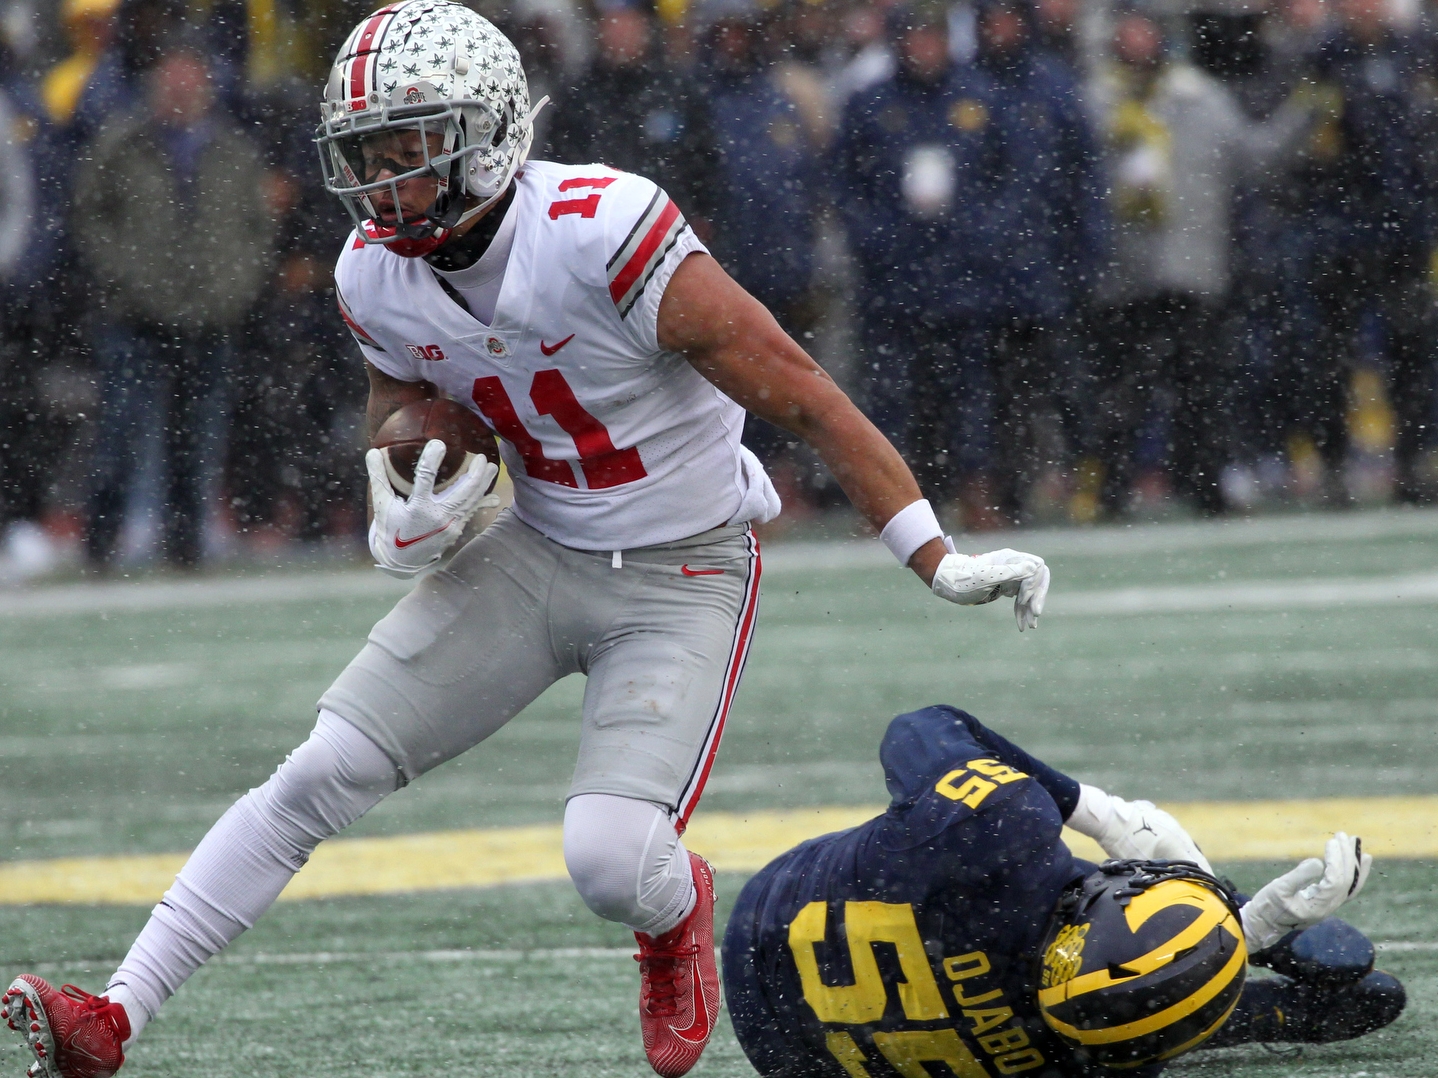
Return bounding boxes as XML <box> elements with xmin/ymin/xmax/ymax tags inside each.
<box><xmin>634</xmin><ymin>852</ymin><xmax>721</xmax><ymax>1078</ymax></box>
<box><xmin>3</xmin><ymin>976</ymin><xmax>129</xmax><ymax>1078</ymax></box>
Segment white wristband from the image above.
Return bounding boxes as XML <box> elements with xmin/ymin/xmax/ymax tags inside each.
<box><xmin>880</xmin><ymin>499</ymin><xmax>945</xmax><ymax>567</ymax></box>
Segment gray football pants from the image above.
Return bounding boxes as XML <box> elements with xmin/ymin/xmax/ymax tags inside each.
<box><xmin>320</xmin><ymin>509</ymin><xmax>763</xmax><ymax>818</ymax></box>
<box><xmin>105</xmin><ymin>512</ymin><xmax>762</xmax><ymax>1039</ymax></box>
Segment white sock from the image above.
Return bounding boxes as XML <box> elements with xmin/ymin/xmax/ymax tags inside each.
<box><xmin>101</xmin><ymin>982</ymin><xmax>148</xmax><ymax>1050</ymax></box>
<box><xmin>563</xmin><ymin>793</ymin><xmax>696</xmax><ymax>937</ymax></box>
<box><xmin>105</xmin><ymin>711</ymin><xmax>399</xmax><ymax>1042</ymax></box>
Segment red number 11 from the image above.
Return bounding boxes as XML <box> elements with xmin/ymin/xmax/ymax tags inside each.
<box><xmin>472</xmin><ymin>371</ymin><xmax>648</xmax><ymax>490</ymax></box>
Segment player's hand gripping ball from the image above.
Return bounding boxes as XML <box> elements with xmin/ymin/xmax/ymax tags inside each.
<box><xmin>366</xmin><ymin>400</ymin><xmax>502</xmax><ymax>577</ymax></box>
<box><xmin>372</xmin><ymin>398</ymin><xmax>500</xmax><ymax>496</ymax></box>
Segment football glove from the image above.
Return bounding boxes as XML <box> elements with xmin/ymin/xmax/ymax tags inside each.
<box><xmin>366</xmin><ymin>439</ymin><xmax>500</xmax><ymax>577</ymax></box>
<box><xmin>931</xmin><ymin>544</ymin><xmax>1050</xmax><ymax>631</ymax></box>
<box><xmin>1241</xmin><ymin>833</ymin><xmax>1373</xmax><ymax>953</ymax></box>
<box><xmin>1067</xmin><ymin>784</ymin><xmax>1213</xmax><ymax>873</ymax></box>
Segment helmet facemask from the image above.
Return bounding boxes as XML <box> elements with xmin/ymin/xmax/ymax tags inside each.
<box><xmin>318</xmin><ymin>92</ymin><xmax>523</xmax><ymax>255</ymax></box>
<box><xmin>317</xmin><ymin>1</ymin><xmax>544</xmax><ymax>257</ymax></box>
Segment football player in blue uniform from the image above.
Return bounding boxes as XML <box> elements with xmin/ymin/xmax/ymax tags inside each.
<box><xmin>723</xmin><ymin>705</ymin><xmax>1405</xmax><ymax>1077</ymax></box>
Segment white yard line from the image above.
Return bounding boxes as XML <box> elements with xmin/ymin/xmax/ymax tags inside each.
<box><xmin>765</xmin><ymin>506</ymin><xmax>1438</xmax><ymax>569</ymax></box>
<box><xmin>8</xmin><ymin>567</ymin><xmax>1438</xmax><ymax>621</ymax></box>
<box><xmin>0</xmin><ymin>570</ymin><xmax>410</xmax><ymax>618</ymax></box>
<box><xmin>1052</xmin><ymin>572</ymin><xmax>1438</xmax><ymax>616</ymax></box>
<box><xmin>1374</xmin><ymin>941</ymin><xmax>1438</xmax><ymax>953</ymax></box>
<box><xmin>31</xmin><ymin>942</ymin><xmax>1435</xmax><ymax>977</ymax></box>
<box><xmin>2</xmin><ymin>508</ymin><xmax>1436</xmax><ymax>620</ymax></box>
<box><xmin>218</xmin><ymin>946</ymin><xmax>637</xmax><ymax>964</ymax></box>
<box><xmin>26</xmin><ymin>947</ymin><xmax>639</xmax><ymax>974</ymax></box>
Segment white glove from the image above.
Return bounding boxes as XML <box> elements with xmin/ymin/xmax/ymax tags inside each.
<box><xmin>931</xmin><ymin>545</ymin><xmax>1050</xmax><ymax>631</ymax></box>
<box><xmin>366</xmin><ymin>439</ymin><xmax>500</xmax><ymax>577</ymax></box>
<box><xmin>1241</xmin><ymin>832</ymin><xmax>1373</xmax><ymax>953</ymax></box>
<box><xmin>1066</xmin><ymin>784</ymin><xmax>1213</xmax><ymax>874</ymax></box>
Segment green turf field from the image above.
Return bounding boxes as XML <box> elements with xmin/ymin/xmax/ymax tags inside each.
<box><xmin>2</xmin><ymin>508</ymin><xmax>1436</xmax><ymax>1076</ymax></box>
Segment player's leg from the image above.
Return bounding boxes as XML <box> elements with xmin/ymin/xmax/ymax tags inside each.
<box><xmin>105</xmin><ymin>711</ymin><xmax>398</xmax><ymax>1036</ymax></box>
<box><xmin>5</xmin><ymin>711</ymin><xmax>397</xmax><ymax>1078</ymax></box>
<box><xmin>563</xmin><ymin>523</ymin><xmax>762</xmax><ymax>1076</ymax></box>
<box><xmin>1202</xmin><ymin>971</ymin><xmax>1406</xmax><ymax>1048</ymax></box>
<box><xmin>7</xmin><ymin>513</ymin><xmax>571</xmax><ymax>1075</ymax></box>
<box><xmin>1202</xmin><ymin>919</ymin><xmax>1405</xmax><ymax>1049</ymax></box>
<box><xmin>562</xmin><ymin>794</ymin><xmax>696</xmax><ymax>936</ymax></box>
<box><xmin>316</xmin><ymin>510</ymin><xmax>570</xmax><ymax>781</ymax></box>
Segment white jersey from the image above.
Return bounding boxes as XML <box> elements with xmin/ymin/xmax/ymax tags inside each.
<box><xmin>335</xmin><ymin>160</ymin><xmax>779</xmax><ymax>550</ymax></box>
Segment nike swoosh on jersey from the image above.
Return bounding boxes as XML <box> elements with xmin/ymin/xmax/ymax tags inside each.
<box><xmin>680</xmin><ymin>565</ymin><xmax>725</xmax><ymax>576</ymax></box>
<box><xmin>540</xmin><ymin>333</ymin><xmax>575</xmax><ymax>356</ymax></box>
<box><xmin>394</xmin><ymin>524</ymin><xmax>450</xmax><ymax>548</ymax></box>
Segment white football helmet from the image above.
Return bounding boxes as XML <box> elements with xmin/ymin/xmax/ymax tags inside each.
<box><xmin>317</xmin><ymin>0</ymin><xmax>545</xmax><ymax>257</ymax></box>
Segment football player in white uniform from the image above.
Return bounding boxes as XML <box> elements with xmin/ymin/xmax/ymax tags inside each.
<box><xmin>4</xmin><ymin>5</ymin><xmax>1051</xmax><ymax>1078</ymax></box>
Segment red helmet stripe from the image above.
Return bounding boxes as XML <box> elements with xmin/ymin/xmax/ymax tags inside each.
<box><xmin>348</xmin><ymin>6</ymin><xmax>401</xmax><ymax>105</ymax></box>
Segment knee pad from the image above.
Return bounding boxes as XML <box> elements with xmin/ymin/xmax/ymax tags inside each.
<box><xmin>563</xmin><ymin>794</ymin><xmax>694</xmax><ymax>935</ymax></box>
<box><xmin>252</xmin><ymin>709</ymin><xmax>401</xmax><ymax>851</ymax></box>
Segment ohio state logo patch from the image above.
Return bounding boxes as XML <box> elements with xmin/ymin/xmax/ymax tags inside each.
<box><xmin>485</xmin><ymin>335</ymin><xmax>510</xmax><ymax>358</ymax></box>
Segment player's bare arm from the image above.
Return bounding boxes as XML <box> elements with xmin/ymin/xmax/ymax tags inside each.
<box><xmin>364</xmin><ymin>359</ymin><xmax>433</xmax><ymax>442</ymax></box>
<box><xmin>363</xmin><ymin>360</ymin><xmax>431</xmax><ymax>526</ymax></box>
<box><xmin>658</xmin><ymin>251</ymin><xmax>943</xmax><ymax>580</ymax></box>
<box><xmin>659</xmin><ymin>252</ymin><xmax>1050</xmax><ymax>629</ymax></box>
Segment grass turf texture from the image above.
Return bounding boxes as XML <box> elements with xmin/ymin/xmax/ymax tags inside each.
<box><xmin>2</xmin><ymin>508</ymin><xmax>1437</xmax><ymax>1074</ymax></box>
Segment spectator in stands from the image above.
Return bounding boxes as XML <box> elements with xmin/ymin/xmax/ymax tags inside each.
<box><xmin>546</xmin><ymin>0</ymin><xmax>717</xmax><ymax>234</ymax></box>
<box><xmin>835</xmin><ymin>0</ymin><xmax>1102</xmax><ymax>528</ymax></box>
<box><xmin>0</xmin><ymin>0</ymin><xmax>132</xmax><ymax>579</ymax></box>
<box><xmin>835</xmin><ymin>0</ymin><xmax>999</xmax><ymax>525</ymax></box>
<box><xmin>970</xmin><ymin>0</ymin><xmax>1105</xmax><ymax>524</ymax></box>
<box><xmin>1087</xmin><ymin>12</ymin><xmax>1312</xmax><ymax>517</ymax></box>
<box><xmin>116</xmin><ymin>0</ymin><xmax>185</xmax><ymax>86</ymax></box>
<box><xmin>74</xmin><ymin>44</ymin><xmax>276</xmax><ymax>568</ymax></box>
<box><xmin>0</xmin><ymin>77</ymin><xmax>52</xmax><ymax>580</ymax></box>
<box><xmin>695</xmin><ymin>0</ymin><xmax>825</xmax><ymax>499</ymax></box>
<box><xmin>1034</xmin><ymin>0</ymin><xmax>1081</xmax><ymax>67</ymax></box>
<box><xmin>769</xmin><ymin>0</ymin><xmax>843</xmax><ymax>148</ymax></box>
<box><xmin>1195</xmin><ymin>0</ymin><xmax>1325</xmax><ymax>505</ymax></box>
<box><xmin>700</xmin><ymin>0</ymin><xmax>821</xmax><ymax>338</ymax></box>
<box><xmin>1275</xmin><ymin>0</ymin><xmax>1436</xmax><ymax>504</ymax></box>
<box><xmin>227</xmin><ymin>82</ymin><xmax>365</xmax><ymax>545</ymax></box>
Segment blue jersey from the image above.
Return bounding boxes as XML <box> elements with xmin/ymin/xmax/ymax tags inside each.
<box><xmin>723</xmin><ymin>706</ymin><xmax>1130</xmax><ymax>1078</ymax></box>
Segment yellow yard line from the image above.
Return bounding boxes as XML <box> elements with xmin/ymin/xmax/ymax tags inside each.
<box><xmin>1</xmin><ymin>797</ymin><xmax>1434</xmax><ymax>907</ymax></box>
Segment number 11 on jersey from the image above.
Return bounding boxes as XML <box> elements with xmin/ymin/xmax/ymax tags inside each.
<box><xmin>472</xmin><ymin>371</ymin><xmax>648</xmax><ymax>490</ymax></box>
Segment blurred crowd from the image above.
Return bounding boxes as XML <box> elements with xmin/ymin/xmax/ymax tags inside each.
<box><xmin>1</xmin><ymin>0</ymin><xmax>1436</xmax><ymax>577</ymax></box>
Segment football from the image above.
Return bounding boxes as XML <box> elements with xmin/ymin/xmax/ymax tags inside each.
<box><xmin>373</xmin><ymin>398</ymin><xmax>501</xmax><ymax>497</ymax></box>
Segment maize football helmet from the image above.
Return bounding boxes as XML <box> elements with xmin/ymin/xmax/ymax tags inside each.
<box><xmin>1037</xmin><ymin>860</ymin><xmax>1247</xmax><ymax>1068</ymax></box>
<box><xmin>317</xmin><ymin>0</ymin><xmax>544</xmax><ymax>256</ymax></box>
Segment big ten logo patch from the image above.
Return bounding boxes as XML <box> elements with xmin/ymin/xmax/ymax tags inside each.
<box><xmin>406</xmin><ymin>344</ymin><xmax>446</xmax><ymax>361</ymax></box>
<box><xmin>1042</xmin><ymin>923</ymin><xmax>1090</xmax><ymax>988</ymax></box>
